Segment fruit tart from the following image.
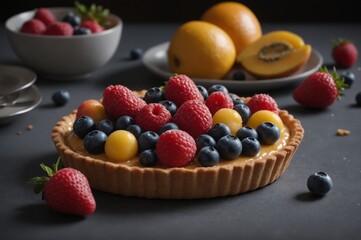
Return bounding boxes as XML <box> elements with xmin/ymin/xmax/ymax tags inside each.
<box><xmin>52</xmin><ymin>74</ymin><xmax>304</xmax><ymax>199</ymax></box>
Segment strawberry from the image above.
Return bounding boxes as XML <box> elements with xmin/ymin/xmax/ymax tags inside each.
<box><xmin>156</xmin><ymin>129</ymin><xmax>196</xmax><ymax>167</ymax></box>
<box><xmin>172</xmin><ymin>99</ymin><xmax>212</xmax><ymax>138</ymax></box>
<box><xmin>332</xmin><ymin>38</ymin><xmax>358</xmax><ymax>68</ymax></box>
<box><xmin>34</xmin><ymin>8</ymin><xmax>56</xmax><ymax>26</ymax></box>
<box><xmin>135</xmin><ymin>103</ymin><xmax>172</xmax><ymax>132</ymax></box>
<box><xmin>246</xmin><ymin>93</ymin><xmax>279</xmax><ymax>114</ymax></box>
<box><xmin>80</xmin><ymin>20</ymin><xmax>104</xmax><ymax>33</ymax></box>
<box><xmin>164</xmin><ymin>74</ymin><xmax>204</xmax><ymax>107</ymax></box>
<box><xmin>20</xmin><ymin>19</ymin><xmax>46</xmax><ymax>35</ymax></box>
<box><xmin>205</xmin><ymin>91</ymin><xmax>234</xmax><ymax>115</ymax></box>
<box><xmin>293</xmin><ymin>67</ymin><xmax>347</xmax><ymax>109</ymax></box>
<box><xmin>102</xmin><ymin>85</ymin><xmax>146</xmax><ymax>119</ymax></box>
<box><xmin>45</xmin><ymin>22</ymin><xmax>74</xmax><ymax>36</ymax></box>
<box><xmin>29</xmin><ymin>159</ymin><xmax>96</xmax><ymax>217</ymax></box>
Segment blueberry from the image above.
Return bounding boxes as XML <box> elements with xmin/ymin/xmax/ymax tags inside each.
<box><xmin>159</xmin><ymin>100</ymin><xmax>177</xmax><ymax>116</ymax></box>
<box><xmin>340</xmin><ymin>71</ymin><xmax>355</xmax><ymax>88</ymax></box>
<box><xmin>233</xmin><ymin>103</ymin><xmax>251</xmax><ymax>123</ymax></box>
<box><xmin>241</xmin><ymin>137</ymin><xmax>260</xmax><ymax>157</ymax></box>
<box><xmin>138</xmin><ymin>131</ymin><xmax>159</xmax><ymax>152</ymax></box>
<box><xmin>62</xmin><ymin>12</ymin><xmax>81</xmax><ymax>27</ymax></box>
<box><xmin>256</xmin><ymin>122</ymin><xmax>280</xmax><ymax>145</ymax></box>
<box><xmin>232</xmin><ymin>70</ymin><xmax>246</xmax><ymax>80</ymax></box>
<box><xmin>74</xmin><ymin>27</ymin><xmax>91</xmax><ymax>35</ymax></box>
<box><xmin>195</xmin><ymin>134</ymin><xmax>216</xmax><ymax>151</ymax></box>
<box><xmin>355</xmin><ymin>92</ymin><xmax>361</xmax><ymax>106</ymax></box>
<box><xmin>216</xmin><ymin>135</ymin><xmax>242</xmax><ymax>160</ymax></box>
<box><xmin>139</xmin><ymin>149</ymin><xmax>158</xmax><ymax>167</ymax></box>
<box><xmin>130</xmin><ymin>48</ymin><xmax>144</xmax><ymax>60</ymax></box>
<box><xmin>198</xmin><ymin>146</ymin><xmax>220</xmax><ymax>167</ymax></box>
<box><xmin>52</xmin><ymin>90</ymin><xmax>70</xmax><ymax>106</ymax></box>
<box><xmin>97</xmin><ymin>119</ymin><xmax>115</xmax><ymax>136</ymax></box>
<box><xmin>307</xmin><ymin>172</ymin><xmax>333</xmax><ymax>196</ymax></box>
<box><xmin>236</xmin><ymin>126</ymin><xmax>258</xmax><ymax>140</ymax></box>
<box><xmin>208</xmin><ymin>123</ymin><xmax>231</xmax><ymax>142</ymax></box>
<box><xmin>73</xmin><ymin>116</ymin><xmax>96</xmax><ymax>138</ymax></box>
<box><xmin>158</xmin><ymin>122</ymin><xmax>179</xmax><ymax>135</ymax></box>
<box><xmin>115</xmin><ymin>115</ymin><xmax>135</xmax><ymax>130</ymax></box>
<box><xmin>83</xmin><ymin>130</ymin><xmax>107</xmax><ymax>154</ymax></box>
<box><xmin>197</xmin><ymin>85</ymin><xmax>208</xmax><ymax>100</ymax></box>
<box><xmin>144</xmin><ymin>87</ymin><xmax>165</xmax><ymax>103</ymax></box>
<box><xmin>208</xmin><ymin>84</ymin><xmax>229</xmax><ymax>95</ymax></box>
<box><xmin>127</xmin><ymin>124</ymin><xmax>143</xmax><ymax>138</ymax></box>
<box><xmin>229</xmin><ymin>93</ymin><xmax>245</xmax><ymax>106</ymax></box>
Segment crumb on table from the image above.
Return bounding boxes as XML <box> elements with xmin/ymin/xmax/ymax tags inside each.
<box><xmin>336</xmin><ymin>129</ymin><xmax>350</xmax><ymax>136</ymax></box>
<box><xmin>26</xmin><ymin>124</ymin><xmax>33</xmax><ymax>131</ymax></box>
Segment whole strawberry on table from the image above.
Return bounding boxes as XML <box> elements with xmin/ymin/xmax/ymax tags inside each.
<box><xmin>293</xmin><ymin>66</ymin><xmax>347</xmax><ymax>109</ymax></box>
<box><xmin>29</xmin><ymin>159</ymin><xmax>96</xmax><ymax>217</ymax></box>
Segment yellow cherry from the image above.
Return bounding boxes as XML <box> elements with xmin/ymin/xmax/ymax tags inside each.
<box><xmin>213</xmin><ymin>108</ymin><xmax>243</xmax><ymax>135</ymax></box>
<box><xmin>246</xmin><ymin>110</ymin><xmax>284</xmax><ymax>130</ymax></box>
<box><xmin>105</xmin><ymin>130</ymin><xmax>138</xmax><ymax>163</ymax></box>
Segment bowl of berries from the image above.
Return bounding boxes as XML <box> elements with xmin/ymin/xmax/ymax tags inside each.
<box><xmin>5</xmin><ymin>3</ymin><xmax>122</xmax><ymax>79</ymax></box>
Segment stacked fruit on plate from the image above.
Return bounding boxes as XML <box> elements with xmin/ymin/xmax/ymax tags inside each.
<box><xmin>167</xmin><ymin>1</ymin><xmax>312</xmax><ymax>80</ymax></box>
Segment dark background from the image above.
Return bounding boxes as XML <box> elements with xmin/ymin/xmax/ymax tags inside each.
<box><xmin>1</xmin><ymin>0</ymin><xmax>360</xmax><ymax>23</ymax></box>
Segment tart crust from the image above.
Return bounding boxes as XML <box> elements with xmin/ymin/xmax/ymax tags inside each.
<box><xmin>52</xmin><ymin>103</ymin><xmax>304</xmax><ymax>199</ymax></box>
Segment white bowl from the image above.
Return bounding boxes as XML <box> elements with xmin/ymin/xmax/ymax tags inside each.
<box><xmin>5</xmin><ymin>7</ymin><xmax>122</xmax><ymax>79</ymax></box>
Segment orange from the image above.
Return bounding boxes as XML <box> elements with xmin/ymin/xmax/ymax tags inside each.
<box><xmin>167</xmin><ymin>20</ymin><xmax>236</xmax><ymax>79</ymax></box>
<box><xmin>201</xmin><ymin>1</ymin><xmax>262</xmax><ymax>54</ymax></box>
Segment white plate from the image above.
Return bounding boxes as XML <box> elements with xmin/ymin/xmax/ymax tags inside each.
<box><xmin>0</xmin><ymin>85</ymin><xmax>42</xmax><ymax>124</ymax></box>
<box><xmin>142</xmin><ymin>42</ymin><xmax>323</xmax><ymax>92</ymax></box>
<box><xmin>0</xmin><ymin>64</ymin><xmax>37</xmax><ymax>96</ymax></box>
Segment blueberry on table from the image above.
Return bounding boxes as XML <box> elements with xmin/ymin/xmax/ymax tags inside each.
<box><xmin>130</xmin><ymin>48</ymin><xmax>144</xmax><ymax>60</ymax></box>
<box><xmin>307</xmin><ymin>172</ymin><xmax>333</xmax><ymax>196</ymax></box>
<box><xmin>52</xmin><ymin>90</ymin><xmax>70</xmax><ymax>106</ymax></box>
<box><xmin>340</xmin><ymin>71</ymin><xmax>355</xmax><ymax>88</ymax></box>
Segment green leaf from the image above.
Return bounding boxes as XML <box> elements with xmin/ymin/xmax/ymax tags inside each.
<box><xmin>40</xmin><ymin>163</ymin><xmax>54</xmax><ymax>177</ymax></box>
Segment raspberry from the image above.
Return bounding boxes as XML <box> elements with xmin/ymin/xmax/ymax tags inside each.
<box><xmin>135</xmin><ymin>103</ymin><xmax>171</xmax><ymax>132</ymax></box>
<box><xmin>80</xmin><ymin>20</ymin><xmax>104</xmax><ymax>33</ymax></box>
<box><xmin>172</xmin><ymin>99</ymin><xmax>212</xmax><ymax>138</ymax></box>
<box><xmin>246</xmin><ymin>93</ymin><xmax>278</xmax><ymax>114</ymax></box>
<box><xmin>205</xmin><ymin>92</ymin><xmax>234</xmax><ymax>115</ymax></box>
<box><xmin>164</xmin><ymin>74</ymin><xmax>204</xmax><ymax>107</ymax></box>
<box><xmin>45</xmin><ymin>22</ymin><xmax>74</xmax><ymax>36</ymax></box>
<box><xmin>34</xmin><ymin>8</ymin><xmax>56</xmax><ymax>26</ymax></box>
<box><xmin>156</xmin><ymin>129</ymin><xmax>196</xmax><ymax>167</ymax></box>
<box><xmin>20</xmin><ymin>19</ymin><xmax>46</xmax><ymax>34</ymax></box>
<box><xmin>102</xmin><ymin>85</ymin><xmax>146</xmax><ymax>119</ymax></box>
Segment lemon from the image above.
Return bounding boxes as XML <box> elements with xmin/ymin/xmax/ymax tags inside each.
<box><xmin>167</xmin><ymin>21</ymin><xmax>236</xmax><ymax>79</ymax></box>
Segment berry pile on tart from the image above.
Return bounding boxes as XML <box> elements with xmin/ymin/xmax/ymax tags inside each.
<box><xmin>52</xmin><ymin>74</ymin><xmax>304</xmax><ymax>199</ymax></box>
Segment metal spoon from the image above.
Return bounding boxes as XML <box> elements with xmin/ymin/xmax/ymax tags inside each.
<box><xmin>0</xmin><ymin>92</ymin><xmax>33</xmax><ymax>108</ymax></box>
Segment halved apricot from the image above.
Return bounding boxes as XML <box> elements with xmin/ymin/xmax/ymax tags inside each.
<box><xmin>237</xmin><ymin>31</ymin><xmax>312</xmax><ymax>79</ymax></box>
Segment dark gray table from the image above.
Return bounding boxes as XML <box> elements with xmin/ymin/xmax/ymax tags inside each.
<box><xmin>1</xmin><ymin>23</ymin><xmax>360</xmax><ymax>240</ymax></box>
